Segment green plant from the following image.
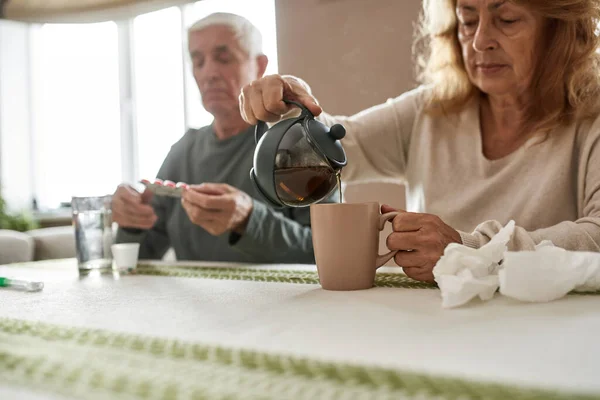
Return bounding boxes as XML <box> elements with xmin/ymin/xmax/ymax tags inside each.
<box><xmin>0</xmin><ymin>193</ymin><xmax>39</xmax><ymax>232</ymax></box>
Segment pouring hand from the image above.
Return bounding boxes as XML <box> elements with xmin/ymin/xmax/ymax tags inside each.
<box><xmin>381</xmin><ymin>204</ymin><xmax>462</xmax><ymax>283</ymax></box>
<box><xmin>239</xmin><ymin>74</ymin><xmax>323</xmax><ymax>125</ymax></box>
<box><xmin>181</xmin><ymin>183</ymin><xmax>254</xmax><ymax>236</ymax></box>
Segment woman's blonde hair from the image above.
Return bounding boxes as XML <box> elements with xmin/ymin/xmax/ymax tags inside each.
<box><xmin>414</xmin><ymin>0</ymin><xmax>600</xmax><ymax>132</ymax></box>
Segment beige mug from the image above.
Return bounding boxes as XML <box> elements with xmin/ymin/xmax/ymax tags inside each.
<box><xmin>310</xmin><ymin>202</ymin><xmax>399</xmax><ymax>290</ymax></box>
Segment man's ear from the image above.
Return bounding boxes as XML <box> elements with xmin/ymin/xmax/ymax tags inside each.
<box><xmin>256</xmin><ymin>54</ymin><xmax>269</xmax><ymax>78</ymax></box>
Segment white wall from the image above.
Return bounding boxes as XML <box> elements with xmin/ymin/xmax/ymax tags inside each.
<box><xmin>0</xmin><ymin>20</ymin><xmax>33</xmax><ymax>211</ymax></box>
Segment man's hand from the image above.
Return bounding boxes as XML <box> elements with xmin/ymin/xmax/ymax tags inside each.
<box><xmin>382</xmin><ymin>205</ymin><xmax>462</xmax><ymax>283</ymax></box>
<box><xmin>112</xmin><ymin>184</ymin><xmax>157</xmax><ymax>229</ymax></box>
<box><xmin>181</xmin><ymin>183</ymin><xmax>254</xmax><ymax>236</ymax></box>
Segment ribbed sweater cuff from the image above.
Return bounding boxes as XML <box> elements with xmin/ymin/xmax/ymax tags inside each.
<box><xmin>458</xmin><ymin>231</ymin><xmax>481</xmax><ymax>249</ymax></box>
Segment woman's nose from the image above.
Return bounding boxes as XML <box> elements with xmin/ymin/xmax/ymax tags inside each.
<box><xmin>472</xmin><ymin>19</ymin><xmax>498</xmax><ymax>52</ymax></box>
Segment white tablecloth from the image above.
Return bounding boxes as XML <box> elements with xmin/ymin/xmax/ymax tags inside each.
<box><xmin>1</xmin><ymin>259</ymin><xmax>599</xmax><ymax>399</ymax></box>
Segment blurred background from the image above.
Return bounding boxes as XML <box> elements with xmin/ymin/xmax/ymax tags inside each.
<box><xmin>0</xmin><ymin>0</ymin><xmax>419</xmax><ymax>230</ymax></box>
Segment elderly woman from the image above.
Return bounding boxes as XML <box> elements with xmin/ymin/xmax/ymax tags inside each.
<box><xmin>239</xmin><ymin>0</ymin><xmax>600</xmax><ymax>282</ymax></box>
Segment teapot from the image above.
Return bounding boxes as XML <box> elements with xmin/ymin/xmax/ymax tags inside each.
<box><xmin>250</xmin><ymin>100</ymin><xmax>347</xmax><ymax>208</ymax></box>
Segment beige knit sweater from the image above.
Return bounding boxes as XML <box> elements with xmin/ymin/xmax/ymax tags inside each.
<box><xmin>318</xmin><ymin>87</ymin><xmax>600</xmax><ymax>251</ymax></box>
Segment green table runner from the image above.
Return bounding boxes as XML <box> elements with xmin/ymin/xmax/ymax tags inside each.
<box><xmin>135</xmin><ymin>264</ymin><xmax>600</xmax><ymax>295</ymax></box>
<box><xmin>136</xmin><ymin>264</ymin><xmax>437</xmax><ymax>289</ymax></box>
<box><xmin>1</xmin><ymin>317</ymin><xmax>597</xmax><ymax>400</ymax></box>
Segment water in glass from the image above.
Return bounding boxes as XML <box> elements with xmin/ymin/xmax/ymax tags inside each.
<box><xmin>72</xmin><ymin>195</ymin><xmax>113</xmax><ymax>270</ymax></box>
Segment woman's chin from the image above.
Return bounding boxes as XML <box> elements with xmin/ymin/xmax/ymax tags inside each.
<box><xmin>474</xmin><ymin>81</ymin><xmax>520</xmax><ymax>97</ymax></box>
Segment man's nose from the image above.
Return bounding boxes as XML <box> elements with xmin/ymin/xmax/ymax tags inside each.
<box><xmin>198</xmin><ymin>58</ymin><xmax>220</xmax><ymax>82</ymax></box>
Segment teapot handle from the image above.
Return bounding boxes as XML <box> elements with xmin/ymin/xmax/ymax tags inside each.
<box><xmin>283</xmin><ymin>99</ymin><xmax>313</xmax><ymax>117</ymax></box>
<box><xmin>254</xmin><ymin>99</ymin><xmax>314</xmax><ymax>144</ymax></box>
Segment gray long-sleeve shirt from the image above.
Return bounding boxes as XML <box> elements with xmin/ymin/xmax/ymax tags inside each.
<box><xmin>116</xmin><ymin>124</ymin><xmax>338</xmax><ymax>263</ymax></box>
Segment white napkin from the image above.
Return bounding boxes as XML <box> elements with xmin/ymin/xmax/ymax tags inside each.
<box><xmin>500</xmin><ymin>244</ymin><xmax>600</xmax><ymax>302</ymax></box>
<box><xmin>433</xmin><ymin>221</ymin><xmax>515</xmax><ymax>308</ymax></box>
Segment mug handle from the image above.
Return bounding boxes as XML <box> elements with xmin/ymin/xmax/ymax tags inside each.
<box><xmin>375</xmin><ymin>211</ymin><xmax>399</xmax><ymax>269</ymax></box>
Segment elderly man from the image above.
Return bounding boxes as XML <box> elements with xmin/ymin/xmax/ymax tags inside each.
<box><xmin>113</xmin><ymin>13</ymin><xmax>333</xmax><ymax>263</ymax></box>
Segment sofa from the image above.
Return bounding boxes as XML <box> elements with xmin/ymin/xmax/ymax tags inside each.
<box><xmin>0</xmin><ymin>226</ymin><xmax>76</xmax><ymax>264</ymax></box>
<box><xmin>0</xmin><ymin>229</ymin><xmax>35</xmax><ymax>264</ymax></box>
<box><xmin>0</xmin><ymin>226</ymin><xmax>175</xmax><ymax>264</ymax></box>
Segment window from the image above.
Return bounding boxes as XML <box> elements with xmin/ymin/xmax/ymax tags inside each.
<box><xmin>0</xmin><ymin>21</ymin><xmax>33</xmax><ymax>211</ymax></box>
<box><xmin>133</xmin><ymin>6</ymin><xmax>186</xmax><ymax>181</ymax></box>
<box><xmin>30</xmin><ymin>22</ymin><xmax>121</xmax><ymax>209</ymax></box>
<box><xmin>0</xmin><ymin>0</ymin><xmax>278</xmax><ymax>211</ymax></box>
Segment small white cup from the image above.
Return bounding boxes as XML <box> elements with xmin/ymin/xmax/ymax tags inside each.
<box><xmin>111</xmin><ymin>243</ymin><xmax>140</xmax><ymax>271</ymax></box>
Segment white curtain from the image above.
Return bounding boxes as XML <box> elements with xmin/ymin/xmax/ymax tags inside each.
<box><xmin>0</xmin><ymin>0</ymin><xmax>193</xmax><ymax>23</ymax></box>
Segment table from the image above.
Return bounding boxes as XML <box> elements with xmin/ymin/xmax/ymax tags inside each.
<box><xmin>1</xmin><ymin>259</ymin><xmax>599</xmax><ymax>400</ymax></box>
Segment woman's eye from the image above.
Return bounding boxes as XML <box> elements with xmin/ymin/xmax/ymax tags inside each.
<box><xmin>460</xmin><ymin>20</ymin><xmax>478</xmax><ymax>35</ymax></box>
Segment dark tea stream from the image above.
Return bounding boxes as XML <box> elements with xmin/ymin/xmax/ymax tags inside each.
<box><xmin>336</xmin><ymin>171</ymin><xmax>342</xmax><ymax>203</ymax></box>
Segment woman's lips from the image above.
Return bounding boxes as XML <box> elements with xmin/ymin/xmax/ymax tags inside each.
<box><xmin>476</xmin><ymin>63</ymin><xmax>507</xmax><ymax>73</ymax></box>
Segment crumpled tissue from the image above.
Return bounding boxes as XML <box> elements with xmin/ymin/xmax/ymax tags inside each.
<box><xmin>432</xmin><ymin>220</ymin><xmax>600</xmax><ymax>308</ymax></box>
<box><xmin>433</xmin><ymin>221</ymin><xmax>514</xmax><ymax>308</ymax></box>
<box><xmin>500</xmin><ymin>243</ymin><xmax>600</xmax><ymax>302</ymax></box>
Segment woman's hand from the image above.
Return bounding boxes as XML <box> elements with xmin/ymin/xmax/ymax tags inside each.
<box><xmin>239</xmin><ymin>74</ymin><xmax>322</xmax><ymax>125</ymax></box>
<box><xmin>382</xmin><ymin>205</ymin><xmax>462</xmax><ymax>283</ymax></box>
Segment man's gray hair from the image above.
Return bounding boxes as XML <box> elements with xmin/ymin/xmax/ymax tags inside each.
<box><xmin>188</xmin><ymin>12</ymin><xmax>264</xmax><ymax>57</ymax></box>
